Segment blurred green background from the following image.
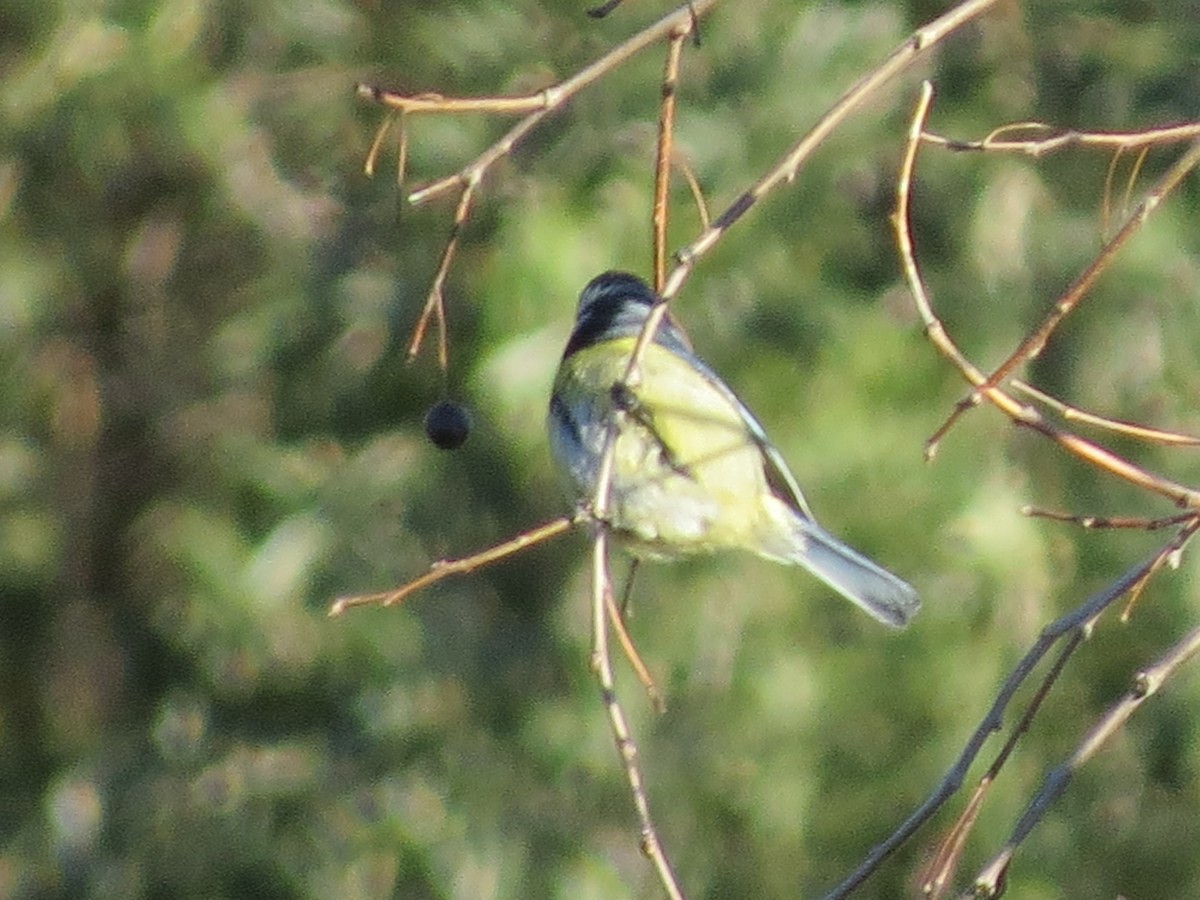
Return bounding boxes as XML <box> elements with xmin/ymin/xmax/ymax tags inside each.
<box><xmin>4</xmin><ymin>1</ymin><xmax>1200</xmax><ymax>897</ymax></box>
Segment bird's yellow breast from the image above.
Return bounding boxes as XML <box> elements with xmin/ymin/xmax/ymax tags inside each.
<box><xmin>551</xmin><ymin>338</ymin><xmax>773</xmax><ymax>556</ymax></box>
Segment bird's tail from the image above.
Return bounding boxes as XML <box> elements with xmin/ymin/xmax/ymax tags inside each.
<box><xmin>772</xmin><ymin>507</ymin><xmax>920</xmax><ymax>628</ymax></box>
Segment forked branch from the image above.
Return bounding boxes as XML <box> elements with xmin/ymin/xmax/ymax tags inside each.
<box><xmin>827</xmin><ymin>79</ymin><xmax>1200</xmax><ymax>899</ymax></box>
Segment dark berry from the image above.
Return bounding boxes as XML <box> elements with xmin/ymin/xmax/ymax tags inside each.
<box><xmin>424</xmin><ymin>401</ymin><xmax>470</xmax><ymax>450</ymax></box>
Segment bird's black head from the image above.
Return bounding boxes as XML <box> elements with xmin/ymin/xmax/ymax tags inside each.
<box><xmin>563</xmin><ymin>271</ymin><xmax>689</xmax><ymax>358</ymax></box>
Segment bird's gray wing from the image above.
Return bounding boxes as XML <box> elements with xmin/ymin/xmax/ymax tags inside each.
<box><xmin>681</xmin><ymin>352</ymin><xmax>816</xmax><ymax>521</ymax></box>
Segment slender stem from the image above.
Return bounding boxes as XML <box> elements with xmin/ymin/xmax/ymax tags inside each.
<box><xmin>660</xmin><ymin>0</ymin><xmax>1006</xmax><ymax>304</ymax></box>
<box><xmin>971</xmin><ymin>538</ymin><xmax>1200</xmax><ymax>895</ymax></box>
<box><xmin>652</xmin><ymin>31</ymin><xmax>687</xmax><ymax>292</ymax></box>
<box><xmin>896</xmin><ymin>87</ymin><xmax>1200</xmax><ymax>508</ymax></box>
<box><xmin>930</xmin><ymin>137</ymin><xmax>1200</xmax><ymax>446</ymax></box>
<box><xmin>328</xmin><ymin>515</ymin><xmax>577</xmax><ymax>616</ymax></box>
<box><xmin>921</xmin><ymin>119</ymin><xmax>1200</xmax><ymax>156</ymax></box>
<box><xmin>821</xmin><ymin>546</ymin><xmax>1179</xmax><ymax>899</ymax></box>
<box><xmin>1011</xmin><ymin>380</ymin><xmax>1200</xmax><ymax>446</ymax></box>
<box><xmin>590</xmin><ymin>532</ymin><xmax>684</xmax><ymax>899</ymax></box>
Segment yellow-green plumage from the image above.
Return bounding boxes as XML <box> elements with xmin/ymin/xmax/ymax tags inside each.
<box><xmin>548</xmin><ymin>271</ymin><xmax>919</xmax><ymax>628</ymax></box>
<box><xmin>554</xmin><ymin>337</ymin><xmax>792</xmax><ymax>557</ymax></box>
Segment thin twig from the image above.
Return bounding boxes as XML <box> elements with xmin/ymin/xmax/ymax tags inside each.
<box><xmin>674</xmin><ymin>156</ymin><xmax>711</xmax><ymax>229</ymax></box>
<box><xmin>970</xmin><ymin>543</ymin><xmax>1200</xmax><ymax>897</ymax></box>
<box><xmin>396</xmin><ymin>113</ymin><xmax>409</xmax><ymax>188</ymax></box>
<box><xmin>921</xmin><ymin>120</ymin><xmax>1200</xmax><ymax>157</ymax></box>
<box><xmin>1021</xmin><ymin>507</ymin><xmax>1197</xmax><ymax>531</ymax></box>
<box><xmin>820</xmin><ymin>544</ymin><xmax>1179</xmax><ymax>899</ymax></box>
<box><xmin>1011</xmin><ymin>380</ymin><xmax>1200</xmax><ymax>446</ymax></box>
<box><xmin>1123</xmin><ymin>145</ymin><xmax>1152</xmax><ymax>224</ymax></box>
<box><xmin>893</xmin><ymin>81</ymin><xmax>985</xmax><ymax>407</ymax></box>
<box><xmin>356</xmin><ymin>84</ymin><xmax>554</xmax><ymax>116</ymax></box>
<box><xmin>927</xmin><ymin>137</ymin><xmax>1200</xmax><ymax>451</ymax></box>
<box><xmin>363</xmin><ymin>112</ymin><xmax>396</xmax><ymax>178</ymax></box>
<box><xmin>653</xmin><ymin>30</ymin><xmax>688</xmax><ymax>292</ymax></box>
<box><xmin>406</xmin><ymin>178</ymin><xmax>476</xmax><ymax>367</ymax></box>
<box><xmin>1100</xmin><ymin>144</ymin><xmax>1123</xmax><ymax>236</ymax></box>
<box><xmin>590</xmin><ymin>530</ymin><xmax>684</xmax><ymax>899</ymax></box>
<box><xmin>605</xmin><ymin>585</ymin><xmax>666</xmax><ymax>713</ymax></box>
<box><xmin>659</xmin><ymin>0</ymin><xmax>1006</xmax><ymax>304</ymax></box>
<box><xmin>328</xmin><ymin>514</ymin><xmax>577</xmax><ymax>615</ymax></box>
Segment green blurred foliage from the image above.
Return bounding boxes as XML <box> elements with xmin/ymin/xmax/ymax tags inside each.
<box><xmin>3</xmin><ymin>0</ymin><xmax>1200</xmax><ymax>897</ymax></box>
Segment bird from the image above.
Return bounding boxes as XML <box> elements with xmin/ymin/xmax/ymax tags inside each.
<box><xmin>546</xmin><ymin>270</ymin><xmax>919</xmax><ymax>628</ymax></box>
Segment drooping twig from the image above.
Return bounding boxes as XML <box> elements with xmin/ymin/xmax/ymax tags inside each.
<box><xmin>360</xmin><ymin>0</ymin><xmax>725</xmax><ymax>363</ymax></box>
<box><xmin>606</xmin><ymin>576</ymin><xmax>667</xmax><ymax>713</ymax></box>
<box><xmin>674</xmin><ymin>157</ymin><xmax>711</xmax><ymax>230</ymax></box>
<box><xmin>405</xmin><ymin>178</ymin><xmax>475</xmax><ymax>369</ymax></box>
<box><xmin>924</xmin><ymin>135</ymin><xmax>1200</xmax><ymax>453</ymax></box>
<box><xmin>826</xmin><ymin>78</ymin><xmax>1200</xmax><ymax>899</ymax></box>
<box><xmin>363</xmin><ymin>111</ymin><xmax>401</xmax><ymax>182</ymax></box>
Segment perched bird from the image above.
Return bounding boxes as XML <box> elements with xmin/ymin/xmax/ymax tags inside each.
<box><xmin>547</xmin><ymin>271</ymin><xmax>919</xmax><ymax>628</ymax></box>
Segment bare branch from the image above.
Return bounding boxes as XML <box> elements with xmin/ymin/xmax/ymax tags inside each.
<box><xmin>328</xmin><ymin>514</ymin><xmax>577</xmax><ymax>616</ymax></box>
<box><xmin>660</xmin><ymin>0</ymin><xmax>1006</xmax><ymax>304</ymax></box>
<box><xmin>971</xmin><ymin>550</ymin><xmax>1200</xmax><ymax>896</ymax></box>
<box><xmin>1011</xmin><ymin>380</ymin><xmax>1200</xmax><ymax>447</ymax></box>
<box><xmin>590</xmin><ymin>530</ymin><xmax>684</xmax><ymax>899</ymax></box>
<box><xmin>361</xmin><ymin>0</ymin><xmax>724</xmax><ymax>365</ymax></box>
<box><xmin>821</xmin><ymin>544</ymin><xmax>1181</xmax><ymax>899</ymax></box>
<box><xmin>653</xmin><ymin>30</ymin><xmax>688</xmax><ymax>292</ymax></box>
<box><xmin>895</xmin><ymin>86</ymin><xmax>1200</xmax><ymax>508</ymax></box>
<box><xmin>359</xmin><ymin>0</ymin><xmax>726</xmax><ymax>207</ymax></box>
<box><xmin>921</xmin><ymin>120</ymin><xmax>1200</xmax><ymax>157</ymax></box>
<box><xmin>920</xmin><ymin>629</ymin><xmax>1085</xmax><ymax>899</ymax></box>
<box><xmin>829</xmin><ymin>80</ymin><xmax>1200</xmax><ymax>898</ymax></box>
<box><xmin>928</xmin><ymin>137</ymin><xmax>1200</xmax><ymax>447</ymax></box>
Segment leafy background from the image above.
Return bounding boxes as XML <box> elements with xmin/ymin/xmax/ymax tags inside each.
<box><xmin>3</xmin><ymin>1</ymin><xmax>1200</xmax><ymax>897</ymax></box>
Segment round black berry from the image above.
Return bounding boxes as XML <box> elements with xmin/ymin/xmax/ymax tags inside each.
<box><xmin>424</xmin><ymin>401</ymin><xmax>471</xmax><ymax>450</ymax></box>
